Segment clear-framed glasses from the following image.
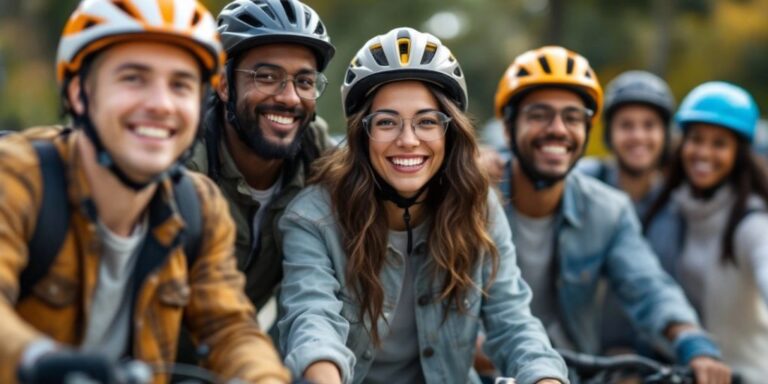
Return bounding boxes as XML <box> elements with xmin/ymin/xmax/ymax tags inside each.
<box><xmin>520</xmin><ymin>103</ymin><xmax>594</xmax><ymax>130</ymax></box>
<box><xmin>362</xmin><ymin>110</ymin><xmax>452</xmax><ymax>142</ymax></box>
<box><xmin>235</xmin><ymin>64</ymin><xmax>328</xmax><ymax>100</ymax></box>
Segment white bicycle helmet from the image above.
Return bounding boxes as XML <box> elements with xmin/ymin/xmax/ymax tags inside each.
<box><xmin>341</xmin><ymin>27</ymin><xmax>467</xmax><ymax>117</ymax></box>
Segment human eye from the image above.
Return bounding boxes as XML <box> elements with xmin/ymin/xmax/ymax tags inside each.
<box><xmin>254</xmin><ymin>68</ymin><xmax>281</xmax><ymax>84</ymax></box>
<box><xmin>372</xmin><ymin>115</ymin><xmax>399</xmax><ymax>130</ymax></box>
<box><xmin>563</xmin><ymin>108</ymin><xmax>586</xmax><ymax>125</ymax></box>
<box><xmin>295</xmin><ymin>74</ymin><xmax>317</xmax><ymax>90</ymax></box>
<box><xmin>118</xmin><ymin>71</ymin><xmax>145</xmax><ymax>86</ymax></box>
<box><xmin>526</xmin><ymin>107</ymin><xmax>551</xmax><ymax>122</ymax></box>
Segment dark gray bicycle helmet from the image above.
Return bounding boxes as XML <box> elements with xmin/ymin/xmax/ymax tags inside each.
<box><xmin>603</xmin><ymin>70</ymin><xmax>675</xmax><ymax>147</ymax></box>
<box><xmin>217</xmin><ymin>0</ymin><xmax>335</xmax><ymax>70</ymax></box>
<box><xmin>341</xmin><ymin>27</ymin><xmax>467</xmax><ymax>117</ymax></box>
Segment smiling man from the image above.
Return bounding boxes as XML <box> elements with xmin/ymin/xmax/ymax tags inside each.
<box><xmin>0</xmin><ymin>0</ymin><xmax>289</xmax><ymax>383</ymax></box>
<box><xmin>487</xmin><ymin>46</ymin><xmax>732</xmax><ymax>384</ymax></box>
<box><xmin>186</xmin><ymin>0</ymin><xmax>336</xmax><ymax>320</ymax></box>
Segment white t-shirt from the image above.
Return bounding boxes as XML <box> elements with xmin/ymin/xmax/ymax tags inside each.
<box><xmin>248</xmin><ymin>179</ymin><xmax>281</xmax><ymax>251</ymax></box>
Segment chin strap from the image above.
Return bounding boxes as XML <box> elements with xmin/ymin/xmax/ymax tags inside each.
<box><xmin>374</xmin><ymin>172</ymin><xmax>432</xmax><ymax>256</ymax></box>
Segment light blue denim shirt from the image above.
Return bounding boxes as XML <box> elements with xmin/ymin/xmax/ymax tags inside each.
<box><xmin>278</xmin><ymin>185</ymin><xmax>568</xmax><ymax>384</ymax></box>
<box><xmin>500</xmin><ymin>166</ymin><xmax>700</xmax><ymax>354</ymax></box>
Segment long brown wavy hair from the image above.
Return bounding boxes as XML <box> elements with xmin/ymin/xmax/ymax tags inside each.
<box><xmin>643</xmin><ymin>131</ymin><xmax>768</xmax><ymax>264</ymax></box>
<box><xmin>310</xmin><ymin>84</ymin><xmax>499</xmax><ymax>345</ymax></box>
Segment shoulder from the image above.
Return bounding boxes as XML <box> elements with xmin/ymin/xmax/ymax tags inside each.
<box><xmin>573</xmin><ymin>156</ymin><xmax>608</xmax><ymax>179</ymax></box>
<box><xmin>564</xmin><ymin>172</ymin><xmax>634</xmax><ymax>220</ymax></box>
<box><xmin>185</xmin><ymin>138</ymin><xmax>209</xmax><ymax>174</ymax></box>
<box><xmin>283</xmin><ymin>184</ymin><xmax>335</xmax><ymax>223</ymax></box>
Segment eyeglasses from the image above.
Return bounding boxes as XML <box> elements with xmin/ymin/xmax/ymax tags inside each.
<box><xmin>235</xmin><ymin>65</ymin><xmax>327</xmax><ymax>100</ymax></box>
<box><xmin>362</xmin><ymin>111</ymin><xmax>451</xmax><ymax>142</ymax></box>
<box><xmin>520</xmin><ymin>104</ymin><xmax>594</xmax><ymax>130</ymax></box>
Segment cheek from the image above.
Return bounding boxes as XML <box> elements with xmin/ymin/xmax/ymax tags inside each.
<box><xmin>369</xmin><ymin>141</ymin><xmax>387</xmax><ymax>173</ymax></box>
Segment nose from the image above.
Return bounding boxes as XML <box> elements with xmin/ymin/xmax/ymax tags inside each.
<box><xmin>146</xmin><ymin>81</ymin><xmax>174</xmax><ymax>115</ymax></box>
<box><xmin>396</xmin><ymin>120</ymin><xmax>421</xmax><ymax>147</ymax></box>
<box><xmin>547</xmin><ymin>112</ymin><xmax>570</xmax><ymax>135</ymax></box>
<box><xmin>273</xmin><ymin>78</ymin><xmax>302</xmax><ymax>106</ymax></box>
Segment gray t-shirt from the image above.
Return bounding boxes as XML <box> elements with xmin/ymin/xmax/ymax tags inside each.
<box><xmin>364</xmin><ymin>223</ymin><xmax>427</xmax><ymax>384</ymax></box>
<box><xmin>80</xmin><ymin>217</ymin><xmax>146</xmax><ymax>360</ymax></box>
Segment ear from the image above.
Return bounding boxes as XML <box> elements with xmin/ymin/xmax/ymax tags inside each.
<box><xmin>216</xmin><ymin>74</ymin><xmax>229</xmax><ymax>103</ymax></box>
<box><xmin>67</xmin><ymin>75</ymin><xmax>86</xmax><ymax>115</ymax></box>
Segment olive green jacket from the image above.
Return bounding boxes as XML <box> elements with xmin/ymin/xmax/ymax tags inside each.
<box><xmin>186</xmin><ymin>101</ymin><xmax>334</xmax><ymax>310</ymax></box>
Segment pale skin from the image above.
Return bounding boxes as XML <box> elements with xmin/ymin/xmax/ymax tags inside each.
<box><xmin>505</xmin><ymin>88</ymin><xmax>731</xmax><ymax>384</ymax></box>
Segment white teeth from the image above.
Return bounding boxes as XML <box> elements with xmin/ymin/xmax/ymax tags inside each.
<box><xmin>134</xmin><ymin>126</ymin><xmax>171</xmax><ymax>139</ymax></box>
<box><xmin>692</xmin><ymin>161</ymin><xmax>713</xmax><ymax>173</ymax></box>
<box><xmin>391</xmin><ymin>157</ymin><xmax>425</xmax><ymax>167</ymax></box>
<box><xmin>541</xmin><ymin>145</ymin><xmax>567</xmax><ymax>154</ymax></box>
<box><xmin>266</xmin><ymin>114</ymin><xmax>295</xmax><ymax>125</ymax></box>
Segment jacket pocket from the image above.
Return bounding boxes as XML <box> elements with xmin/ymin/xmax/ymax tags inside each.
<box><xmin>157</xmin><ymin>279</ymin><xmax>190</xmax><ymax>307</ymax></box>
<box><xmin>32</xmin><ymin>274</ymin><xmax>78</xmax><ymax>309</ymax></box>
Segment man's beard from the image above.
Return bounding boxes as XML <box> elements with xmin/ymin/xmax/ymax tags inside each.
<box><xmin>517</xmin><ymin>134</ymin><xmax>583</xmax><ymax>186</ymax></box>
<box><xmin>235</xmin><ymin>102</ymin><xmax>310</xmax><ymax>160</ymax></box>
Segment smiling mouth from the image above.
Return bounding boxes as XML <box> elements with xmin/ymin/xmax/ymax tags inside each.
<box><xmin>130</xmin><ymin>125</ymin><xmax>175</xmax><ymax>139</ymax></box>
<box><xmin>389</xmin><ymin>156</ymin><xmax>427</xmax><ymax>167</ymax></box>
<box><xmin>540</xmin><ymin>145</ymin><xmax>568</xmax><ymax>155</ymax></box>
<box><xmin>265</xmin><ymin>113</ymin><xmax>297</xmax><ymax>125</ymax></box>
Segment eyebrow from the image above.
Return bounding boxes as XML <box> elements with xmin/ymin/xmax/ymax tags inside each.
<box><xmin>114</xmin><ymin>63</ymin><xmax>200</xmax><ymax>81</ymax></box>
<box><xmin>251</xmin><ymin>62</ymin><xmax>317</xmax><ymax>75</ymax></box>
<box><xmin>373</xmin><ymin>108</ymin><xmax>441</xmax><ymax>114</ymax></box>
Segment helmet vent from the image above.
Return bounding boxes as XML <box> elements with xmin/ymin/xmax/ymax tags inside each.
<box><xmin>516</xmin><ymin>67</ymin><xmax>530</xmax><ymax>77</ymax></box>
<box><xmin>537</xmin><ymin>55</ymin><xmax>552</xmax><ymax>74</ymax></box>
<box><xmin>303</xmin><ymin>9</ymin><xmax>311</xmax><ymax>27</ymax></box>
<box><xmin>397</xmin><ymin>38</ymin><xmax>411</xmax><ymax>65</ymax></box>
<box><xmin>314</xmin><ymin>21</ymin><xmax>325</xmax><ymax>35</ymax></box>
<box><xmin>584</xmin><ymin>69</ymin><xmax>592</xmax><ymax>79</ymax></box>
<box><xmin>370</xmin><ymin>44</ymin><xmax>388</xmax><ymax>66</ymax></box>
<box><xmin>238</xmin><ymin>12</ymin><xmax>264</xmax><ymax>28</ymax></box>
<box><xmin>191</xmin><ymin>10</ymin><xmax>201</xmax><ymax>26</ymax></box>
<box><xmin>453</xmin><ymin>67</ymin><xmax>462</xmax><ymax>77</ymax></box>
<box><xmin>260</xmin><ymin>4</ymin><xmax>276</xmax><ymax>21</ymax></box>
<box><xmin>111</xmin><ymin>0</ymin><xmax>140</xmax><ymax>20</ymax></box>
<box><xmin>420</xmin><ymin>43</ymin><xmax>437</xmax><ymax>64</ymax></box>
<box><xmin>566</xmin><ymin>57</ymin><xmax>574</xmax><ymax>74</ymax></box>
<box><xmin>280</xmin><ymin>0</ymin><xmax>296</xmax><ymax>24</ymax></box>
<box><xmin>345</xmin><ymin>68</ymin><xmax>356</xmax><ymax>84</ymax></box>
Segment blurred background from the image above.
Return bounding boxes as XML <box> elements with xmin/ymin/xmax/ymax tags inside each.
<box><xmin>1</xmin><ymin>0</ymin><xmax>767</xmax><ymax>155</ymax></box>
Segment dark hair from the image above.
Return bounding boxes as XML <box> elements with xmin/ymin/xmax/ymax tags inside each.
<box><xmin>643</xmin><ymin>131</ymin><xmax>768</xmax><ymax>264</ymax></box>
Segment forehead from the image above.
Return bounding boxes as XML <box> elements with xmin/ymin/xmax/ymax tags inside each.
<box><xmin>370</xmin><ymin>80</ymin><xmax>439</xmax><ymax>111</ymax></box>
<box><xmin>236</xmin><ymin>43</ymin><xmax>318</xmax><ymax>71</ymax></box>
<box><xmin>687</xmin><ymin>123</ymin><xmax>738</xmax><ymax>139</ymax></box>
<box><xmin>91</xmin><ymin>40</ymin><xmax>201</xmax><ymax>77</ymax></box>
<box><xmin>519</xmin><ymin>88</ymin><xmax>585</xmax><ymax>108</ymax></box>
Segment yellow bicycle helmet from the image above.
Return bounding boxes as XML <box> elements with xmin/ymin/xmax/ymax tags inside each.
<box><xmin>56</xmin><ymin>0</ymin><xmax>225</xmax><ymax>87</ymax></box>
<box><xmin>494</xmin><ymin>46</ymin><xmax>602</xmax><ymax>123</ymax></box>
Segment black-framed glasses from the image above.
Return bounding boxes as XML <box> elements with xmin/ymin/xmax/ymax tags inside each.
<box><xmin>520</xmin><ymin>104</ymin><xmax>593</xmax><ymax>130</ymax></box>
<box><xmin>362</xmin><ymin>111</ymin><xmax>451</xmax><ymax>142</ymax></box>
<box><xmin>235</xmin><ymin>64</ymin><xmax>328</xmax><ymax>100</ymax></box>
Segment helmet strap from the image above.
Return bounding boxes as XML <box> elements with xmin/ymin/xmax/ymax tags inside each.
<box><xmin>372</xmin><ymin>170</ymin><xmax>432</xmax><ymax>256</ymax></box>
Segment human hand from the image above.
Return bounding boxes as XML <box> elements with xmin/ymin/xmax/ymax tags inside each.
<box><xmin>689</xmin><ymin>356</ymin><xmax>731</xmax><ymax>384</ymax></box>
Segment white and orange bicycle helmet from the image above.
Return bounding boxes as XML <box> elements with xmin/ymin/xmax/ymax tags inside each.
<box><xmin>56</xmin><ymin>0</ymin><xmax>225</xmax><ymax>88</ymax></box>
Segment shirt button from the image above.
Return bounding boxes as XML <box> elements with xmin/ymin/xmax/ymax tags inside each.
<box><xmin>363</xmin><ymin>349</ymin><xmax>373</xmax><ymax>360</ymax></box>
<box><xmin>417</xmin><ymin>295</ymin><xmax>430</xmax><ymax>306</ymax></box>
<box><xmin>422</xmin><ymin>347</ymin><xmax>434</xmax><ymax>358</ymax></box>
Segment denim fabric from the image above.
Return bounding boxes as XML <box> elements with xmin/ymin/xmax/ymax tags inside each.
<box><xmin>501</xmin><ymin>166</ymin><xmax>699</xmax><ymax>354</ymax></box>
<box><xmin>278</xmin><ymin>185</ymin><xmax>568</xmax><ymax>384</ymax></box>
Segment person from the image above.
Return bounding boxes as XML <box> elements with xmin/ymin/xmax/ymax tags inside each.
<box><xmin>489</xmin><ymin>46</ymin><xmax>731</xmax><ymax>383</ymax></box>
<box><xmin>0</xmin><ymin>0</ymin><xmax>289</xmax><ymax>383</ymax></box>
<box><xmin>185</xmin><ymin>0</ymin><xmax>336</xmax><ymax>321</ymax></box>
<box><xmin>575</xmin><ymin>70</ymin><xmax>681</xmax><ymax>354</ymax></box>
<box><xmin>277</xmin><ymin>28</ymin><xmax>568</xmax><ymax>384</ymax></box>
<box><xmin>643</xmin><ymin>81</ymin><xmax>768</xmax><ymax>384</ymax></box>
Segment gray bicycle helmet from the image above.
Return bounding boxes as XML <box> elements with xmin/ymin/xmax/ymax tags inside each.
<box><xmin>341</xmin><ymin>27</ymin><xmax>467</xmax><ymax>117</ymax></box>
<box><xmin>217</xmin><ymin>0</ymin><xmax>335</xmax><ymax>70</ymax></box>
<box><xmin>603</xmin><ymin>70</ymin><xmax>675</xmax><ymax>146</ymax></box>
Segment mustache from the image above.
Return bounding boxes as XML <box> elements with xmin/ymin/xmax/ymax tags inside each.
<box><xmin>532</xmin><ymin>133</ymin><xmax>577</xmax><ymax>150</ymax></box>
<box><xmin>255</xmin><ymin>104</ymin><xmax>306</xmax><ymax>118</ymax></box>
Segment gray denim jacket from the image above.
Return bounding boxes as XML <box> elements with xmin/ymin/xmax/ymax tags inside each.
<box><xmin>278</xmin><ymin>185</ymin><xmax>568</xmax><ymax>384</ymax></box>
<box><xmin>501</xmin><ymin>168</ymin><xmax>700</xmax><ymax>354</ymax></box>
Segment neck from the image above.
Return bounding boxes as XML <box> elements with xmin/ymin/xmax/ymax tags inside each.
<box><xmin>223</xmin><ymin>120</ymin><xmax>284</xmax><ymax>190</ymax></box>
<box><xmin>384</xmin><ymin>199</ymin><xmax>426</xmax><ymax>231</ymax></box>
<box><xmin>511</xmin><ymin>161</ymin><xmax>563</xmax><ymax>217</ymax></box>
<box><xmin>77</xmin><ymin>134</ymin><xmax>156</xmax><ymax>237</ymax></box>
<box><xmin>617</xmin><ymin>166</ymin><xmax>660</xmax><ymax>202</ymax></box>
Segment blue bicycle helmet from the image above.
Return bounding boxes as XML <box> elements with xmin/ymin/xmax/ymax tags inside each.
<box><xmin>676</xmin><ymin>81</ymin><xmax>759</xmax><ymax>142</ymax></box>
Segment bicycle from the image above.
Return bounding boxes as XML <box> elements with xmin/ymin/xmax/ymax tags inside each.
<box><xmin>559</xmin><ymin>349</ymin><xmax>741</xmax><ymax>384</ymax></box>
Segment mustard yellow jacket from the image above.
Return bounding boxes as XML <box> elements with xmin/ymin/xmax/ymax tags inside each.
<box><xmin>0</xmin><ymin>127</ymin><xmax>290</xmax><ymax>383</ymax></box>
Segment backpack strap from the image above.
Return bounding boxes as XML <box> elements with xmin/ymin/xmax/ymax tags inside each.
<box><xmin>173</xmin><ymin>171</ymin><xmax>202</xmax><ymax>268</ymax></box>
<box><xmin>18</xmin><ymin>141</ymin><xmax>70</xmax><ymax>301</ymax></box>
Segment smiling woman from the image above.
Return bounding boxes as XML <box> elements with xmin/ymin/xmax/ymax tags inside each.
<box><xmin>277</xmin><ymin>27</ymin><xmax>567</xmax><ymax>384</ymax></box>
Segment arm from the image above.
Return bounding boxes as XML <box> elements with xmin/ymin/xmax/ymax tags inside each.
<box><xmin>0</xmin><ymin>139</ymin><xmax>53</xmax><ymax>383</ymax></box>
<box><xmin>481</xmin><ymin>193</ymin><xmax>568</xmax><ymax>384</ymax></box>
<box><xmin>736</xmin><ymin>212</ymin><xmax>768</xmax><ymax>305</ymax></box>
<box><xmin>277</xmin><ymin>200</ymin><xmax>355</xmax><ymax>384</ymax></box>
<box><xmin>184</xmin><ymin>175</ymin><xmax>290</xmax><ymax>383</ymax></box>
